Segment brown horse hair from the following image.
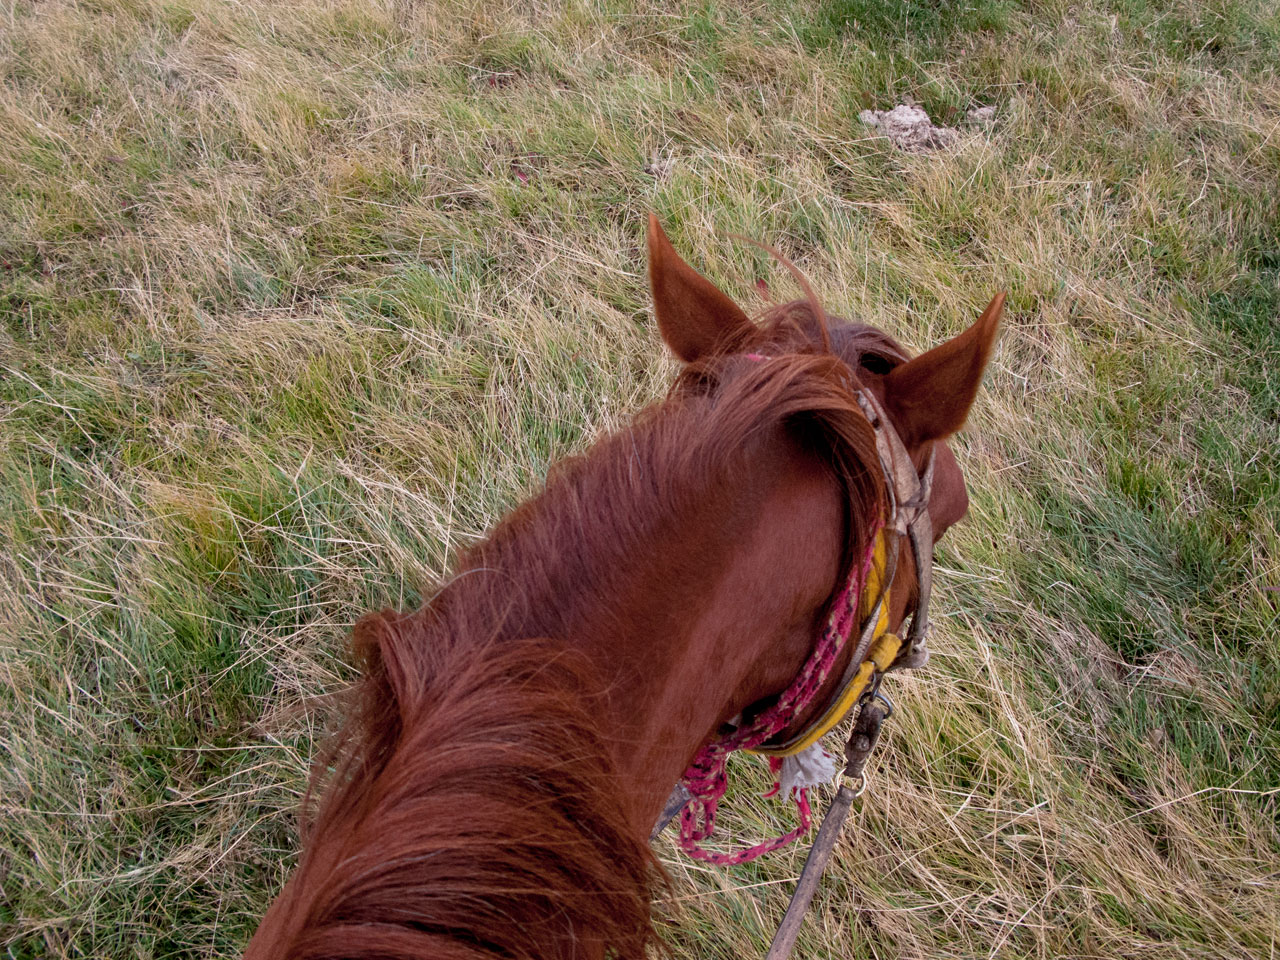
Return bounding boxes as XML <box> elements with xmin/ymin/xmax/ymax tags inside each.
<box><xmin>249</xmin><ymin>294</ymin><xmax>894</xmax><ymax>960</ymax></box>
<box><xmin>276</xmin><ymin>628</ymin><xmax>654</xmax><ymax>960</ymax></box>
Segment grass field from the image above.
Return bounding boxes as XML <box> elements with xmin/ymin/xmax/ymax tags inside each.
<box><xmin>3</xmin><ymin>0</ymin><xmax>1279</xmax><ymax>957</ymax></box>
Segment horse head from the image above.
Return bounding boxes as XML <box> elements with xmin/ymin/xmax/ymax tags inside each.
<box><xmin>647</xmin><ymin>213</ymin><xmax>1002</xmax><ymax>641</ymax></box>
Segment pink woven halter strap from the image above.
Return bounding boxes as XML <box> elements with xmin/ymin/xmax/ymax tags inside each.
<box><xmin>676</xmin><ymin>527</ymin><xmax>882</xmax><ymax>864</ymax></box>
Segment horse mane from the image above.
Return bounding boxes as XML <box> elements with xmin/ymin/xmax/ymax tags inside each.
<box><xmin>254</xmin><ymin>298</ymin><xmax>891</xmax><ymax>960</ymax></box>
<box><xmin>272</xmin><ymin>628</ymin><xmax>652</xmax><ymax>960</ymax></box>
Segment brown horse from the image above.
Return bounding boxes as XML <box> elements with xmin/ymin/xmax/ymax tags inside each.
<box><xmin>244</xmin><ymin>216</ymin><xmax>1002</xmax><ymax>960</ymax></box>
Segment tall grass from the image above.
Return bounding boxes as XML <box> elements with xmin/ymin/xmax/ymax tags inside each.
<box><xmin>2</xmin><ymin>0</ymin><xmax>1277</xmax><ymax>957</ymax></box>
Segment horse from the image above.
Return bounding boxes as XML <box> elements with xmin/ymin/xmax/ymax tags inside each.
<box><xmin>243</xmin><ymin>215</ymin><xmax>1003</xmax><ymax>960</ymax></box>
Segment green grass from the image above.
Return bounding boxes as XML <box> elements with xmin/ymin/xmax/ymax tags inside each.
<box><xmin>2</xmin><ymin>0</ymin><xmax>1279</xmax><ymax>957</ymax></box>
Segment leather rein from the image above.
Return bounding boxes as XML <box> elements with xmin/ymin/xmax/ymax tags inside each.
<box><xmin>653</xmin><ymin>380</ymin><xmax>938</xmax><ymax>960</ymax></box>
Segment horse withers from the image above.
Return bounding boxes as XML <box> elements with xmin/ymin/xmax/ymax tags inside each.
<box><xmin>244</xmin><ymin>216</ymin><xmax>1002</xmax><ymax>960</ymax></box>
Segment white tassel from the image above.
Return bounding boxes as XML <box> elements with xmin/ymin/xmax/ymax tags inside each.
<box><xmin>777</xmin><ymin>744</ymin><xmax>840</xmax><ymax>798</ymax></box>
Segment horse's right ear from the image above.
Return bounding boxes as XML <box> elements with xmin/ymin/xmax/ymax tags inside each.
<box><xmin>882</xmin><ymin>292</ymin><xmax>1004</xmax><ymax>447</ymax></box>
<box><xmin>648</xmin><ymin>213</ymin><xmax>753</xmax><ymax>363</ymax></box>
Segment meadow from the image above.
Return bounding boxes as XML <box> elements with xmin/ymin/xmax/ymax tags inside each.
<box><xmin>2</xmin><ymin>0</ymin><xmax>1278</xmax><ymax>956</ymax></box>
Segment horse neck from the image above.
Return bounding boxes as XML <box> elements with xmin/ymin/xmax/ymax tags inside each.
<box><xmin>447</xmin><ymin>420</ymin><xmax>847</xmax><ymax>836</ymax></box>
<box><xmin>244</xmin><ymin>416</ymin><xmax>849</xmax><ymax>960</ymax></box>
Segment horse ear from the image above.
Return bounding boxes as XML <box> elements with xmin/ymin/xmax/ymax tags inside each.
<box><xmin>882</xmin><ymin>293</ymin><xmax>1004</xmax><ymax>446</ymax></box>
<box><xmin>648</xmin><ymin>213</ymin><xmax>752</xmax><ymax>362</ymax></box>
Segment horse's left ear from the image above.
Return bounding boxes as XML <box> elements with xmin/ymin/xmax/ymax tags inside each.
<box><xmin>882</xmin><ymin>293</ymin><xmax>1004</xmax><ymax>446</ymax></box>
<box><xmin>648</xmin><ymin>213</ymin><xmax>753</xmax><ymax>363</ymax></box>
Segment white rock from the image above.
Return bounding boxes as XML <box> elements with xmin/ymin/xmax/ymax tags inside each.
<box><xmin>859</xmin><ymin>104</ymin><xmax>959</xmax><ymax>152</ymax></box>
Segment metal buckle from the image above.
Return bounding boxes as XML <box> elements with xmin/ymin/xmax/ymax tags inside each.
<box><xmin>845</xmin><ymin>771</ymin><xmax>868</xmax><ymax>798</ymax></box>
<box><xmin>872</xmin><ymin>689</ymin><xmax>894</xmax><ymax>720</ymax></box>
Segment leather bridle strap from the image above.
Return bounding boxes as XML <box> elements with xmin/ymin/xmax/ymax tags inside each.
<box><xmin>855</xmin><ymin>385</ymin><xmax>935</xmax><ymax>670</ymax></box>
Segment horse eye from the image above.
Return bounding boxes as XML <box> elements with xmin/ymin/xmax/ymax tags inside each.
<box><xmin>859</xmin><ymin>353</ymin><xmax>893</xmax><ymax>375</ymax></box>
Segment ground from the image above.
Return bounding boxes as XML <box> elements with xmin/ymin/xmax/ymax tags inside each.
<box><xmin>2</xmin><ymin>0</ymin><xmax>1278</xmax><ymax>957</ymax></box>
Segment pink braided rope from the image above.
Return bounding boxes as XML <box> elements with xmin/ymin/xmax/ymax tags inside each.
<box><xmin>677</xmin><ymin>525</ymin><xmax>882</xmax><ymax>864</ymax></box>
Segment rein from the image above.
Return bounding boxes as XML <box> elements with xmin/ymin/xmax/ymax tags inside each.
<box><xmin>654</xmin><ymin>370</ymin><xmax>937</xmax><ymax>959</ymax></box>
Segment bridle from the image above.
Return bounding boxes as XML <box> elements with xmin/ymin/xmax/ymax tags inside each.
<box><xmin>653</xmin><ymin>363</ymin><xmax>939</xmax><ymax>959</ymax></box>
<box><xmin>745</xmin><ymin>383</ymin><xmax>936</xmax><ymax>759</ymax></box>
<box><xmin>853</xmin><ymin>382</ymin><xmax>937</xmax><ymax>675</ymax></box>
<box><xmin>760</xmin><ymin>383</ymin><xmax>938</xmax><ymax>960</ymax></box>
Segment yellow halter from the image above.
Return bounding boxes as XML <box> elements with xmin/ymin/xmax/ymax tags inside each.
<box><xmin>747</xmin><ymin>534</ymin><xmax>901</xmax><ymax>758</ymax></box>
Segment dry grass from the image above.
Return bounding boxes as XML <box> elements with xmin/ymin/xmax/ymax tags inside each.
<box><xmin>2</xmin><ymin>0</ymin><xmax>1279</xmax><ymax>957</ymax></box>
